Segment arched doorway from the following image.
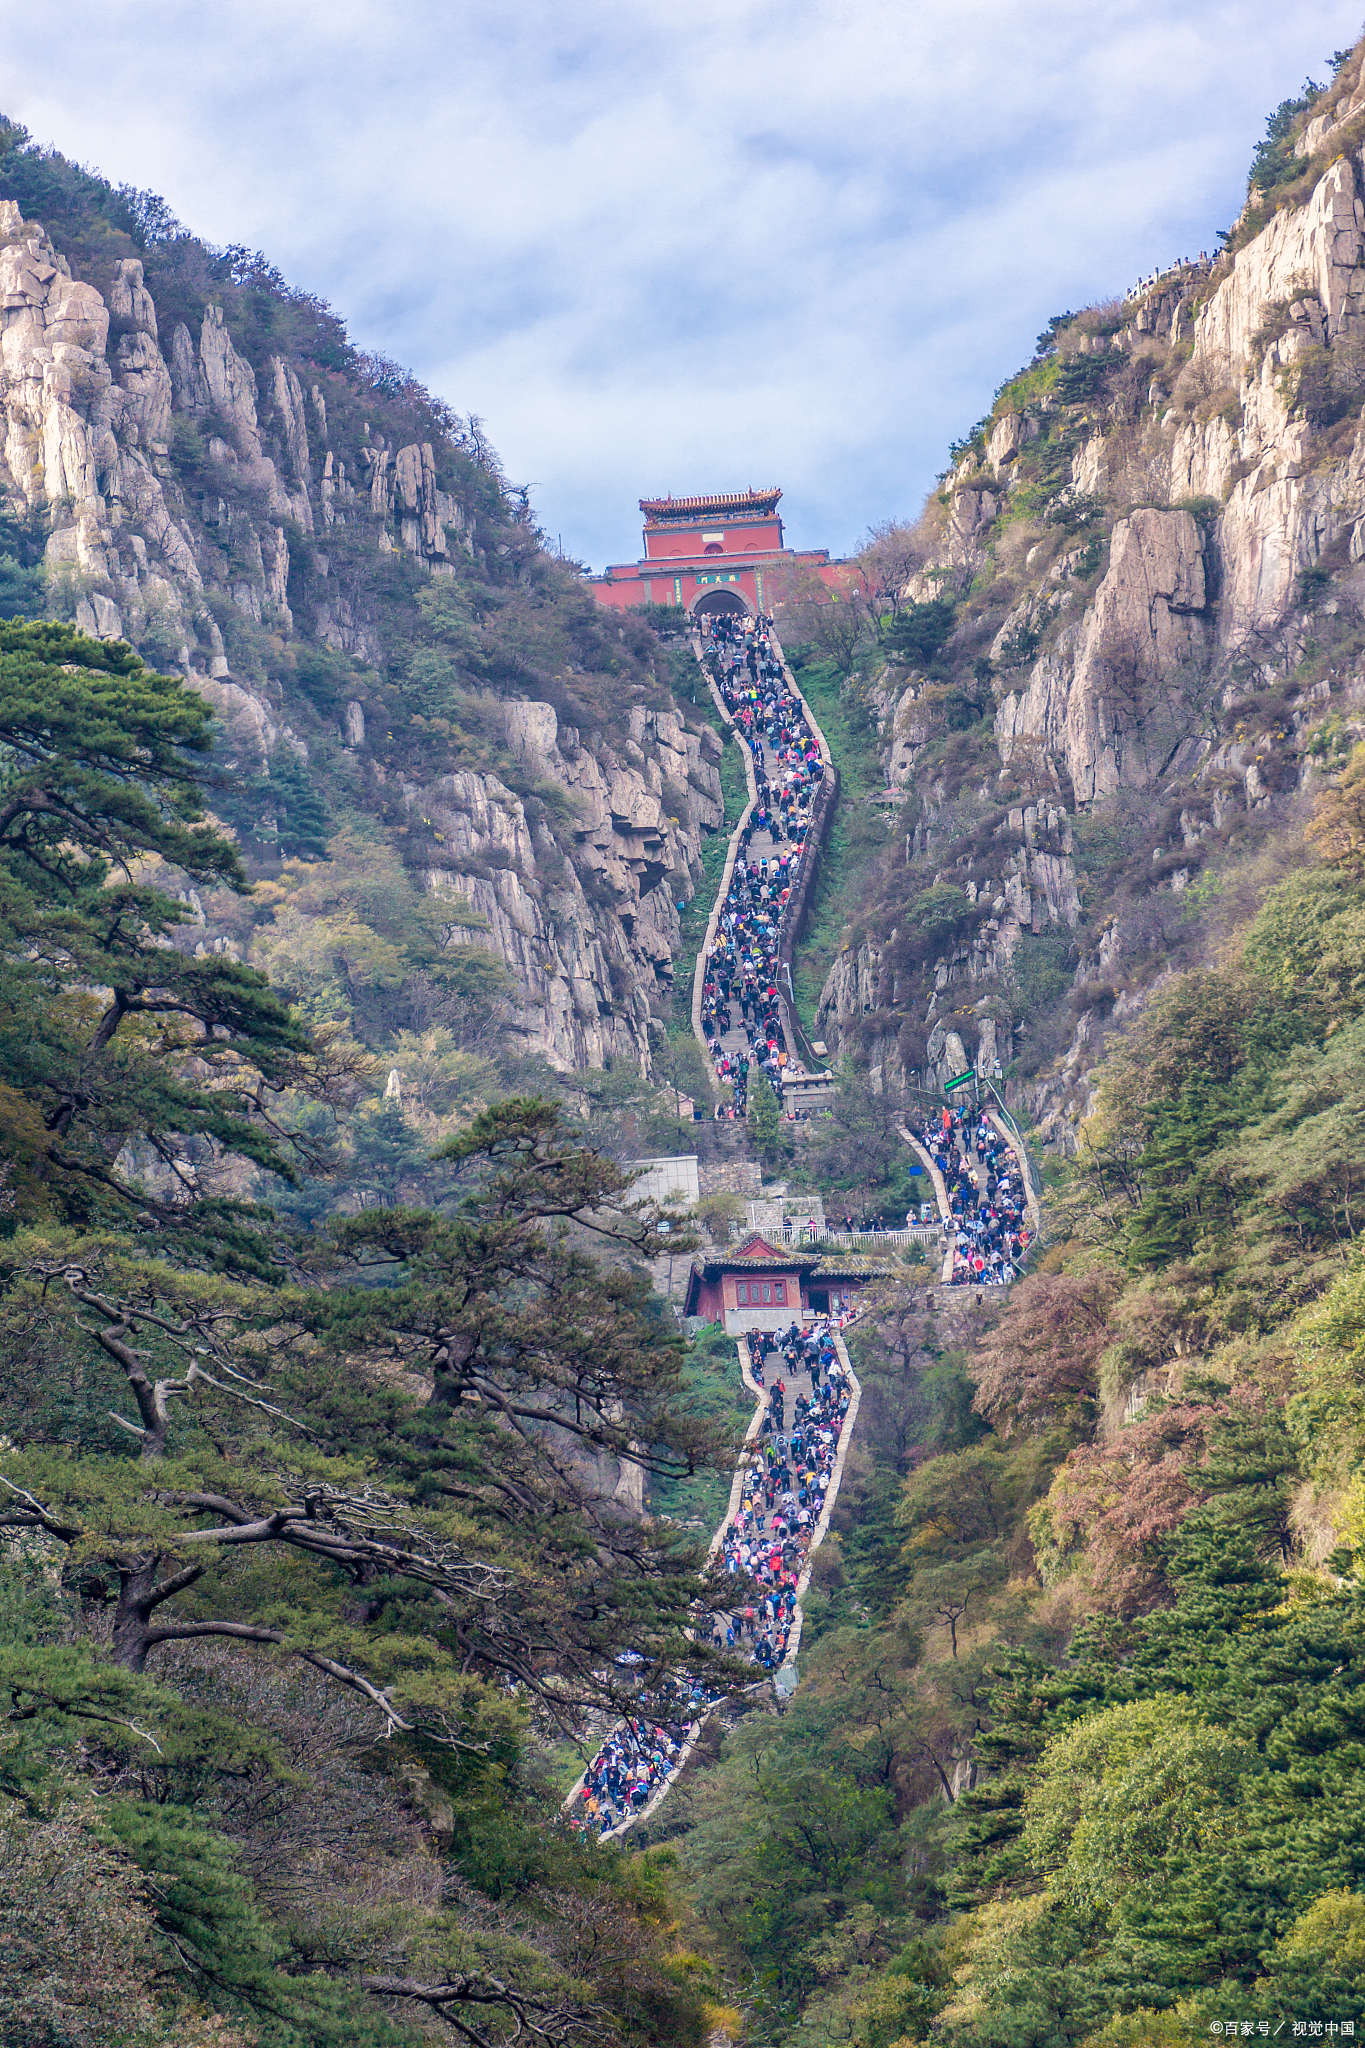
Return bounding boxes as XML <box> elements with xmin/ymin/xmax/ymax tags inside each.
<box><xmin>690</xmin><ymin>586</ymin><xmax>752</xmax><ymax>624</ymax></box>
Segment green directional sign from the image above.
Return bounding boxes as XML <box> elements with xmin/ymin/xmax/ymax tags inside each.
<box><xmin>944</xmin><ymin>1070</ymin><xmax>976</xmax><ymax>1092</ymax></box>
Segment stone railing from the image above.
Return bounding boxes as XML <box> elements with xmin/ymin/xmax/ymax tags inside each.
<box><xmin>688</xmin><ymin>640</ymin><xmax>759</xmax><ymax>1061</ymax></box>
<box><xmin>771</xmin><ymin>630</ymin><xmax>839</xmax><ymax>1072</ymax></box>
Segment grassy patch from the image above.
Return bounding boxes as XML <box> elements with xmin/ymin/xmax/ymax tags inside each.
<box><xmin>647</xmin><ymin>1325</ymin><xmax>755</xmax><ymax>1529</ymax></box>
<box><xmin>671</xmin><ymin>708</ymin><xmax>749</xmax><ymax>1032</ymax></box>
<box><xmin>787</xmin><ymin>656</ymin><xmax>889</xmax><ymax>1034</ymax></box>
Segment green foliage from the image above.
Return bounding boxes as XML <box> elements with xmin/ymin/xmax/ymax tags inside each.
<box><xmin>647</xmin><ymin>1325</ymin><xmax>753</xmax><ymax>1526</ymax></box>
<box><xmin>1021</xmin><ymin>1696</ymin><xmax>1255</xmax><ymax>1909</ymax></box>
<box><xmin>103</xmin><ymin>1800</ymin><xmax>410</xmax><ymax>2045</ymax></box>
<box><xmin>0</xmin><ymin>1786</ymin><xmax>189</xmax><ymax>2048</ymax></box>
<box><xmin>1007</xmin><ymin>926</ymin><xmax>1074</xmax><ymax>1028</ymax></box>
<box><xmin>1291</xmin><ymin>1241</ymin><xmax>1365</xmax><ymax>1464</ymax></box>
<box><xmin>626</xmin><ymin>601</ymin><xmax>690</xmax><ymax>637</ymax></box>
<box><xmin>785</xmin><ymin>655</ymin><xmax>891</xmax><ymax>1034</ymax></box>
<box><xmin>898</xmin><ymin>1440</ymin><xmax>1054</xmax><ymax>1568</ymax></box>
<box><xmin>0</xmin><ymin>622</ymin><xmax>312</xmax><ymax>1237</ymax></box>
<box><xmin>0</xmin><ymin>136</ymin><xmax>792</xmax><ymax>2048</ymax></box>
<box><xmin>1248</xmin><ymin>83</ymin><xmax>1323</xmax><ymax>195</ymax></box>
<box><xmin>992</xmin><ymin>360</ymin><xmax>1058</xmax><ymax>419</ymax></box>
<box><xmin>939</xmin><ymin>1502</ymin><xmax>1365</xmax><ymax>2035</ymax></box>
<box><xmin>259</xmin><ymin>745</ymin><xmax>332</xmax><ymax>859</ymax></box>
<box><xmin>1033</xmin><ymin>312</ymin><xmax>1078</xmax><ymax>362</ymax></box>
<box><xmin>247</xmin><ymin>825</ymin><xmax>509</xmax><ymax>1053</ymax></box>
<box><xmin>1215</xmin><ymin>1014</ymin><xmax>1365</xmax><ymax>1288</ymax></box>
<box><xmin>1054</xmin><ymin>353</ymin><xmax>1112</xmax><ymax>405</ymax></box>
<box><xmin>948</xmin><ymin>415</ymin><xmax>994</xmax><ymax>467</ymax></box>
<box><xmin>911</xmin><ymin>881</ymin><xmax>978</xmax><ymax>947</ymax></box>
<box><xmin>1043</xmin><ymin>489</ymin><xmax>1106</xmax><ymax>533</ymax></box>
<box><xmin>667</xmin><ymin>57</ymin><xmax>1365</xmax><ymax>2048</ymax></box>
<box><xmin>218</xmin><ymin>743</ymin><xmax>332</xmax><ymax>860</ymax></box>
<box><xmin>1256</xmin><ymin>1888</ymin><xmax>1365</xmax><ymax>2018</ymax></box>
<box><xmin>995</xmin><ymin>617</ymin><xmax>1042</xmax><ymax>668</ymax></box>
<box><xmin>805</xmin><ymin>1062</ymin><xmax>921</xmax><ymax>1220</ymax></box>
<box><xmin>0</xmin><ymin>1102</ymin><xmax>728</xmax><ymax>2044</ymax></box>
<box><xmin>0</xmin><ymin>501</ymin><xmax>47</xmax><ymax>624</ymax></box>
<box><xmin>747</xmin><ymin>1066</ymin><xmax>784</xmax><ymax>1163</ymax></box>
<box><xmin>675</xmin><ymin>480</ymin><xmax>1365</xmax><ymax>2043</ymax></box>
<box><xmin>884</xmin><ymin>596</ymin><xmax>956</xmax><ymax>668</ymax></box>
<box><xmin>1079</xmin><ymin>853</ymin><xmax>1365</xmax><ymax>1283</ymax></box>
<box><xmin>677</xmin><ymin>1709</ymin><xmax>904</xmax><ymax>2027</ymax></box>
<box><xmin>346</xmin><ymin>1096</ymin><xmax>432</xmax><ymax>1206</ymax></box>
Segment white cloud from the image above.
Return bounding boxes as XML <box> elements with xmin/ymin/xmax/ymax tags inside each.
<box><xmin>6</xmin><ymin>0</ymin><xmax>1360</xmax><ymax>564</ymax></box>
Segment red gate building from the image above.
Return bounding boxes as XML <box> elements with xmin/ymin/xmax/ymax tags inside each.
<box><xmin>683</xmin><ymin>1233</ymin><xmax>893</xmax><ymax>1333</ymax></box>
<box><xmin>588</xmin><ymin>488</ymin><xmax>854</xmax><ymax>621</ymax></box>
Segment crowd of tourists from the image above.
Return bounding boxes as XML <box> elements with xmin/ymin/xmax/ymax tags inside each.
<box><xmin>572</xmin><ymin>1712</ymin><xmax>697</xmax><ymax>1835</ymax></box>
<box><xmin>1123</xmin><ymin>250</ymin><xmax>1214</xmax><ymax>301</ymax></box>
<box><xmin>570</xmin><ymin>618</ymin><xmax>1042</xmax><ymax>1842</ymax></box>
<box><xmin>697</xmin><ymin>610</ymin><xmax>826</xmax><ymax>1117</ymax></box>
<box><xmin>907</xmin><ymin>1104</ymin><xmax>1033</xmax><ymax>1285</ymax></box>
<box><xmin>713</xmin><ymin>1320</ymin><xmax>850</xmax><ymax>1665</ymax></box>
<box><xmin>571</xmin><ymin>1320</ymin><xmax>852</xmax><ymax>1836</ymax></box>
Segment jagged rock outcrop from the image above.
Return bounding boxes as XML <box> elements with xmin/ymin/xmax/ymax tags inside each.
<box><xmin>1196</xmin><ymin>158</ymin><xmax>1365</xmax><ymax>376</ymax></box>
<box><xmin>996</xmin><ymin>509</ymin><xmax>1210</xmax><ymax>802</ymax></box>
<box><xmin>816</xmin><ymin>64</ymin><xmax>1365</xmax><ymax>1140</ymax></box>
<box><xmin>0</xmin><ymin>194</ymin><xmax>722</xmax><ymax>1077</ymax></box>
<box><xmin>398</xmin><ymin>698</ymin><xmax>722</xmax><ymax>1071</ymax></box>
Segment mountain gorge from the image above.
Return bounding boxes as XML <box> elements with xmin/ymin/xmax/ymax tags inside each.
<box><xmin>811</xmin><ymin>47</ymin><xmax>1365</xmax><ymax>1143</ymax></box>
<box><xmin>6</xmin><ymin>37</ymin><xmax>1365</xmax><ymax>2048</ymax></box>
<box><xmin>0</xmin><ymin>137</ymin><xmax>724</xmax><ymax>1093</ymax></box>
<box><xmin>634</xmin><ymin>47</ymin><xmax>1365</xmax><ymax>2048</ymax></box>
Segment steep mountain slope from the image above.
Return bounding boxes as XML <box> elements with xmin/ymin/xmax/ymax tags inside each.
<box><xmin>807</xmin><ymin>49</ymin><xmax>1365</xmax><ymax>1144</ymax></box>
<box><xmin>10</xmin><ymin>39</ymin><xmax>1365</xmax><ymax>2048</ymax></box>
<box><xmin>654</xmin><ymin>45</ymin><xmax>1365</xmax><ymax>2048</ymax></box>
<box><xmin>0</xmin><ymin>130</ymin><xmax>723</xmax><ymax>1088</ymax></box>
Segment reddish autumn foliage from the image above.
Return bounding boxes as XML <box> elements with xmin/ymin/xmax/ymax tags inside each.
<box><xmin>969</xmin><ymin>1271</ymin><xmax>1122</xmax><ymax>1436</ymax></box>
<box><xmin>1038</xmin><ymin>1399</ymin><xmax>1225</xmax><ymax>1611</ymax></box>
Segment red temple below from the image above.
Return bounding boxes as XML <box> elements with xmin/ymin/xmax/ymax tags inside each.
<box><xmin>588</xmin><ymin>487</ymin><xmax>854</xmax><ymax>620</ymax></box>
<box><xmin>683</xmin><ymin>1233</ymin><xmax>894</xmax><ymax>1333</ymax></box>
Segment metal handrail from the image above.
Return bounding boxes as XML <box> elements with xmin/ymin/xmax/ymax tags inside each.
<box><xmin>979</xmin><ymin>1078</ymin><xmax>1044</xmax><ymax>1207</ymax></box>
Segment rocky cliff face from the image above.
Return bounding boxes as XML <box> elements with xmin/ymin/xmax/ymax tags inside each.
<box><xmin>0</xmin><ymin>191</ymin><xmax>718</xmax><ymax>1075</ymax></box>
<box><xmin>814</xmin><ymin>49</ymin><xmax>1365</xmax><ymax>1136</ymax></box>
<box><xmin>420</xmin><ymin>697</ymin><xmax>721</xmax><ymax>1069</ymax></box>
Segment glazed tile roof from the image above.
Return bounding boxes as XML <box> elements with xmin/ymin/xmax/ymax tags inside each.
<box><xmin>640</xmin><ymin>489</ymin><xmax>782</xmax><ymax>522</ymax></box>
<box><xmin>686</xmin><ymin>1237</ymin><xmax>896</xmax><ymax>1284</ymax></box>
<box><xmin>687</xmin><ymin>1231</ymin><xmax>817</xmax><ymax>1277</ymax></box>
<box><xmin>809</xmin><ymin>1254</ymin><xmax>897</xmax><ymax>1279</ymax></box>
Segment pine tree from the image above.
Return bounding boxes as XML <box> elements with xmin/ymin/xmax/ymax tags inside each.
<box><xmin>747</xmin><ymin>1066</ymin><xmax>783</xmax><ymax>1162</ymax></box>
<box><xmin>0</xmin><ymin>622</ymin><xmax>312</xmax><ymax>1238</ymax></box>
<box><xmin>266</xmin><ymin>744</ymin><xmax>331</xmax><ymax>860</ymax></box>
<box><xmin>0</xmin><ymin>1100</ymin><xmax>729</xmax><ymax>2046</ymax></box>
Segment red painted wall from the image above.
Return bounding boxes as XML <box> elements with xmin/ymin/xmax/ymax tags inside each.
<box><xmin>723</xmin><ymin>1270</ymin><xmax>801</xmax><ymax>1312</ymax></box>
<box><xmin>692</xmin><ymin>1274</ymin><xmax>725</xmax><ymax>1322</ymax></box>
<box><xmin>589</xmin><ymin>491</ymin><xmax>861</xmax><ymax>617</ymax></box>
<box><xmin>643</xmin><ymin>516</ymin><xmax>785</xmax><ymax>561</ymax></box>
<box><xmin>590</xmin><ymin>552</ymin><xmax>855</xmax><ymax>615</ymax></box>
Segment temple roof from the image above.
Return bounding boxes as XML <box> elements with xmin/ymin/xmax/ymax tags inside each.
<box><xmin>640</xmin><ymin>489</ymin><xmax>782</xmax><ymax>524</ymax></box>
<box><xmin>809</xmin><ymin>1254</ymin><xmax>897</xmax><ymax>1280</ymax></box>
<box><xmin>684</xmin><ymin>1234</ymin><xmax>899</xmax><ymax>1303</ymax></box>
<box><xmin>688</xmin><ymin>1231</ymin><xmax>821</xmax><ymax>1279</ymax></box>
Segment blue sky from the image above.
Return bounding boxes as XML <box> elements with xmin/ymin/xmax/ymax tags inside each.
<box><xmin>9</xmin><ymin>1</ymin><xmax>1361</xmax><ymax>567</ymax></box>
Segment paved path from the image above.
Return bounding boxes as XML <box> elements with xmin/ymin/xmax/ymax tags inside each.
<box><xmin>562</xmin><ymin>1323</ymin><xmax>863</xmax><ymax>1839</ymax></box>
<box><xmin>711</xmin><ymin>730</ymin><xmax>787</xmax><ymax>1089</ymax></box>
<box><xmin>562</xmin><ymin>625</ymin><xmax>857</xmax><ymax>1841</ymax></box>
<box><xmin>899</xmin><ymin>1104</ymin><xmax>1038</xmax><ymax>1292</ymax></box>
<box><xmin>561</xmin><ymin>630</ymin><xmax>1046</xmax><ymax>1838</ymax></box>
<box><xmin>692</xmin><ymin>617</ymin><xmax>834</xmax><ymax>1101</ymax></box>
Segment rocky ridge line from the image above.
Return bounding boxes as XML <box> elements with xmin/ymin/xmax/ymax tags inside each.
<box><xmin>0</xmin><ymin>194</ymin><xmax>722</xmax><ymax>1075</ymax></box>
<box><xmin>813</xmin><ymin>60</ymin><xmax>1365</xmax><ymax>1144</ymax></box>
